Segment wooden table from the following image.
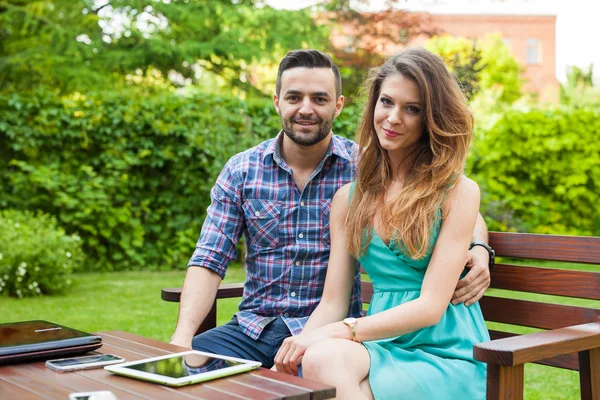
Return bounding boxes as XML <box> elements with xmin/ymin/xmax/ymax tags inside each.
<box><xmin>0</xmin><ymin>331</ymin><xmax>336</xmax><ymax>399</ymax></box>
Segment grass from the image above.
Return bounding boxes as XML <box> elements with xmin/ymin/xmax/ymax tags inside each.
<box><xmin>0</xmin><ymin>266</ymin><xmax>246</xmax><ymax>342</ymax></box>
<box><xmin>2</xmin><ymin>261</ymin><xmax>597</xmax><ymax>399</ymax></box>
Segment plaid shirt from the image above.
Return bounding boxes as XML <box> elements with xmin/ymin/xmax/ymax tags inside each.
<box><xmin>189</xmin><ymin>132</ymin><xmax>362</xmax><ymax>340</ymax></box>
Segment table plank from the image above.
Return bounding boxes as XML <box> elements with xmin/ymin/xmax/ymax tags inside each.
<box><xmin>251</xmin><ymin>369</ymin><xmax>337</xmax><ymax>400</ymax></box>
<box><xmin>0</xmin><ymin>330</ymin><xmax>335</xmax><ymax>400</ymax></box>
<box><xmin>0</xmin><ymin>377</ymin><xmax>48</xmax><ymax>400</ymax></box>
<box><xmin>0</xmin><ymin>363</ymin><xmax>74</xmax><ymax>399</ymax></box>
<box><xmin>100</xmin><ymin>331</ymin><xmax>335</xmax><ymax>400</ymax></box>
<box><xmin>98</xmin><ymin>331</ymin><xmax>335</xmax><ymax>400</ymax></box>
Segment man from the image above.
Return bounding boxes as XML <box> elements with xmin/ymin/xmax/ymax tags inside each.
<box><xmin>170</xmin><ymin>50</ymin><xmax>492</xmax><ymax>369</ymax></box>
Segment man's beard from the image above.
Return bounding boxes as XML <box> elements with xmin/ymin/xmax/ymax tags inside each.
<box><xmin>281</xmin><ymin>114</ymin><xmax>334</xmax><ymax>146</ymax></box>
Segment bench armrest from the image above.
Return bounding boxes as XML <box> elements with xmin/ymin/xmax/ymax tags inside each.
<box><xmin>474</xmin><ymin>321</ymin><xmax>600</xmax><ymax>366</ymax></box>
<box><xmin>161</xmin><ymin>283</ymin><xmax>245</xmax><ymax>302</ymax></box>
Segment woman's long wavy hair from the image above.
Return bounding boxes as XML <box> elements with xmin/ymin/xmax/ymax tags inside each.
<box><xmin>347</xmin><ymin>48</ymin><xmax>473</xmax><ymax>259</ymax></box>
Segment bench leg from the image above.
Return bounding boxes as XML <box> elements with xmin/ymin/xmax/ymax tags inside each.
<box><xmin>486</xmin><ymin>364</ymin><xmax>524</xmax><ymax>400</ymax></box>
<box><xmin>195</xmin><ymin>301</ymin><xmax>217</xmax><ymax>336</ymax></box>
<box><xmin>579</xmin><ymin>348</ymin><xmax>600</xmax><ymax>400</ymax></box>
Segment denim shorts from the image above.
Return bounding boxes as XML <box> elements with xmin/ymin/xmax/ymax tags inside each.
<box><xmin>191</xmin><ymin>316</ymin><xmax>292</xmax><ymax>369</ymax></box>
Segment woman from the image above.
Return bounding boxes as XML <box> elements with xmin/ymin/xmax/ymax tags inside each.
<box><xmin>273</xmin><ymin>48</ymin><xmax>489</xmax><ymax>399</ymax></box>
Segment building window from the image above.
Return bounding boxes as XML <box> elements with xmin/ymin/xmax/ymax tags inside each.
<box><xmin>503</xmin><ymin>37</ymin><xmax>512</xmax><ymax>51</ymax></box>
<box><xmin>526</xmin><ymin>38</ymin><xmax>541</xmax><ymax>65</ymax></box>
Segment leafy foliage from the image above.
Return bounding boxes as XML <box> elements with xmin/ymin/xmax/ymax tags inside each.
<box><xmin>426</xmin><ymin>34</ymin><xmax>523</xmax><ymax>104</ymax></box>
<box><xmin>0</xmin><ymin>88</ymin><xmax>359</xmax><ymax>271</ymax></box>
<box><xmin>470</xmin><ymin>107</ymin><xmax>600</xmax><ymax>235</ymax></box>
<box><xmin>559</xmin><ymin>65</ymin><xmax>600</xmax><ymax>109</ymax></box>
<box><xmin>0</xmin><ymin>0</ymin><xmax>328</xmax><ymax>93</ymax></box>
<box><xmin>0</xmin><ymin>88</ymin><xmax>256</xmax><ymax>270</ymax></box>
<box><xmin>0</xmin><ymin>209</ymin><xmax>84</xmax><ymax>297</ymax></box>
<box><xmin>320</xmin><ymin>0</ymin><xmax>433</xmax><ymax>99</ymax></box>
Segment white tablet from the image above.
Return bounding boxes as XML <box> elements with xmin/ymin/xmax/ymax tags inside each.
<box><xmin>104</xmin><ymin>350</ymin><xmax>261</xmax><ymax>387</ymax></box>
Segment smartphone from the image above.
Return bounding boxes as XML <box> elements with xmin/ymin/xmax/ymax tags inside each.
<box><xmin>45</xmin><ymin>354</ymin><xmax>125</xmax><ymax>372</ymax></box>
<box><xmin>68</xmin><ymin>390</ymin><xmax>117</xmax><ymax>400</ymax></box>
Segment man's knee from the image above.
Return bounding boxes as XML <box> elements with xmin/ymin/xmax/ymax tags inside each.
<box><xmin>191</xmin><ymin>320</ymin><xmax>240</xmax><ymax>353</ymax></box>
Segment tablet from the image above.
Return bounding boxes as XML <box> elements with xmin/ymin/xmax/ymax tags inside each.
<box><xmin>104</xmin><ymin>351</ymin><xmax>261</xmax><ymax>387</ymax></box>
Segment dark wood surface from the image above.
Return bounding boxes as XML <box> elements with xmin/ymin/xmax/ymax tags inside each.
<box><xmin>579</xmin><ymin>348</ymin><xmax>600</xmax><ymax>400</ymax></box>
<box><xmin>488</xmin><ymin>232</ymin><xmax>600</xmax><ymax>264</ymax></box>
<box><xmin>489</xmin><ymin>263</ymin><xmax>600</xmax><ymax>300</ymax></box>
<box><xmin>488</xmin><ymin>330</ymin><xmax>580</xmax><ymax>370</ymax></box>
<box><xmin>474</xmin><ymin>322</ymin><xmax>600</xmax><ymax>366</ymax></box>
<box><xmin>479</xmin><ymin>296</ymin><xmax>600</xmax><ymax>330</ymax></box>
<box><xmin>0</xmin><ymin>331</ymin><xmax>336</xmax><ymax>400</ymax></box>
<box><xmin>486</xmin><ymin>364</ymin><xmax>524</xmax><ymax>400</ymax></box>
<box><xmin>162</xmin><ymin>283</ymin><xmax>244</xmax><ymax>303</ymax></box>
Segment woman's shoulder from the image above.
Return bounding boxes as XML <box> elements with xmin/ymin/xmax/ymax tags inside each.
<box><xmin>453</xmin><ymin>174</ymin><xmax>479</xmax><ymax>196</ymax></box>
<box><xmin>444</xmin><ymin>175</ymin><xmax>480</xmax><ymax>210</ymax></box>
<box><xmin>333</xmin><ymin>182</ymin><xmax>353</xmax><ymax>203</ymax></box>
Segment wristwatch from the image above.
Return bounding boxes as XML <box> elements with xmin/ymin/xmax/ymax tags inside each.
<box><xmin>343</xmin><ymin>317</ymin><xmax>360</xmax><ymax>342</ymax></box>
<box><xmin>469</xmin><ymin>241</ymin><xmax>495</xmax><ymax>271</ymax></box>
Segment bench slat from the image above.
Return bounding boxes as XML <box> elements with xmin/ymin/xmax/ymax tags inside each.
<box><xmin>480</xmin><ymin>296</ymin><xmax>600</xmax><ymax>330</ymax></box>
<box><xmin>490</xmin><ymin>264</ymin><xmax>600</xmax><ymax>300</ymax></box>
<box><xmin>489</xmin><ymin>232</ymin><xmax>600</xmax><ymax>264</ymax></box>
<box><xmin>361</xmin><ymin>281</ymin><xmax>374</xmax><ymax>304</ymax></box>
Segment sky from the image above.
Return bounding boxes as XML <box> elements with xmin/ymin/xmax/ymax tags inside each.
<box><xmin>266</xmin><ymin>0</ymin><xmax>600</xmax><ymax>83</ymax></box>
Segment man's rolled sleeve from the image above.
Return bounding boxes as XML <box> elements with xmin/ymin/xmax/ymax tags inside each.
<box><xmin>188</xmin><ymin>160</ymin><xmax>245</xmax><ymax>279</ymax></box>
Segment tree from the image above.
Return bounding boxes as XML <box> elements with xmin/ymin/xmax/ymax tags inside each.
<box><xmin>426</xmin><ymin>34</ymin><xmax>523</xmax><ymax>105</ymax></box>
<box><xmin>0</xmin><ymin>0</ymin><xmax>329</xmax><ymax>93</ymax></box>
<box><xmin>316</xmin><ymin>0</ymin><xmax>433</xmax><ymax>99</ymax></box>
<box><xmin>559</xmin><ymin>64</ymin><xmax>599</xmax><ymax>108</ymax></box>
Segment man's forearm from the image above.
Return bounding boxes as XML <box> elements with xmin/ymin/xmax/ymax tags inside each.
<box><xmin>171</xmin><ymin>266</ymin><xmax>222</xmax><ymax>344</ymax></box>
<box><xmin>472</xmin><ymin>213</ymin><xmax>489</xmax><ymax>243</ymax></box>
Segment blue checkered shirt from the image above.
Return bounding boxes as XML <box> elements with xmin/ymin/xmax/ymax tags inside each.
<box><xmin>188</xmin><ymin>132</ymin><xmax>362</xmax><ymax>340</ymax></box>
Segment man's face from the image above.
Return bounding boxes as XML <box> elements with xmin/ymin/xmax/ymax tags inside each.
<box><xmin>274</xmin><ymin>67</ymin><xmax>344</xmax><ymax>147</ymax></box>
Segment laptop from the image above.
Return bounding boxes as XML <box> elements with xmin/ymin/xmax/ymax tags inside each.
<box><xmin>0</xmin><ymin>320</ymin><xmax>103</xmax><ymax>365</ymax></box>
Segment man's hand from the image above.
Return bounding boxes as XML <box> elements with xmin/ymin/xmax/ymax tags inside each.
<box><xmin>452</xmin><ymin>246</ymin><xmax>490</xmax><ymax>306</ymax></box>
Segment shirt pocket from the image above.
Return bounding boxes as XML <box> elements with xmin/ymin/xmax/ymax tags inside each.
<box><xmin>321</xmin><ymin>199</ymin><xmax>333</xmax><ymax>247</ymax></box>
<box><xmin>242</xmin><ymin>199</ymin><xmax>281</xmax><ymax>250</ymax></box>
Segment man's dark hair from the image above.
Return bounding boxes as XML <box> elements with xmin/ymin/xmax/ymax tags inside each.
<box><xmin>276</xmin><ymin>49</ymin><xmax>342</xmax><ymax>98</ymax></box>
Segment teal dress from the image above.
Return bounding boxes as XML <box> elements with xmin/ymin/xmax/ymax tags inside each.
<box><xmin>359</xmin><ymin>214</ymin><xmax>489</xmax><ymax>399</ymax></box>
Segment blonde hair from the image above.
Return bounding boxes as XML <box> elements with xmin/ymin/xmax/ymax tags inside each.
<box><xmin>347</xmin><ymin>48</ymin><xmax>473</xmax><ymax>259</ymax></box>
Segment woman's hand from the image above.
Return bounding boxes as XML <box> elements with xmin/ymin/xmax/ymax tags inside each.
<box><xmin>274</xmin><ymin>322</ymin><xmax>351</xmax><ymax>375</ymax></box>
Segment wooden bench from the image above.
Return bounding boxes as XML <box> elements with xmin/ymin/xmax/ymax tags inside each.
<box><xmin>162</xmin><ymin>232</ymin><xmax>600</xmax><ymax>400</ymax></box>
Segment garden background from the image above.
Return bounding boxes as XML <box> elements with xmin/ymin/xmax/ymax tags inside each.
<box><xmin>1</xmin><ymin>1</ymin><xmax>599</xmax><ymax>399</ymax></box>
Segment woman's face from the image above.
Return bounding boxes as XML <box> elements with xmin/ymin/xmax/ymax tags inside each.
<box><xmin>373</xmin><ymin>73</ymin><xmax>424</xmax><ymax>160</ymax></box>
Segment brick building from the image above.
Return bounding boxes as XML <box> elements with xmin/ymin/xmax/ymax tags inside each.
<box><xmin>333</xmin><ymin>0</ymin><xmax>559</xmax><ymax>102</ymax></box>
<box><xmin>411</xmin><ymin>4</ymin><xmax>558</xmax><ymax>102</ymax></box>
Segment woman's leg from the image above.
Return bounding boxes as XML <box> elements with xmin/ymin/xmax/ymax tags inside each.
<box><xmin>302</xmin><ymin>338</ymin><xmax>374</xmax><ymax>400</ymax></box>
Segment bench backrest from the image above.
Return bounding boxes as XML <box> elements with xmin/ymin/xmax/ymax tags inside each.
<box><xmin>360</xmin><ymin>232</ymin><xmax>600</xmax><ymax>372</ymax></box>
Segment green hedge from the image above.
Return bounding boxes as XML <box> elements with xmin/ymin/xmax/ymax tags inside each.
<box><xmin>471</xmin><ymin>107</ymin><xmax>600</xmax><ymax>235</ymax></box>
<box><xmin>0</xmin><ymin>89</ymin><xmax>257</xmax><ymax>271</ymax></box>
<box><xmin>4</xmin><ymin>86</ymin><xmax>595</xmax><ymax>273</ymax></box>
<box><xmin>0</xmin><ymin>209</ymin><xmax>84</xmax><ymax>297</ymax></box>
<box><xmin>0</xmin><ymin>89</ymin><xmax>359</xmax><ymax>272</ymax></box>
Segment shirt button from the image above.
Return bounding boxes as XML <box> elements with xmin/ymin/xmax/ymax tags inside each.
<box><xmin>298</xmin><ymin>233</ymin><xmax>304</xmax><ymax>239</ymax></box>
<box><xmin>290</xmin><ymin>292</ymin><xmax>296</xmax><ymax>297</ymax></box>
<box><xmin>254</xmin><ymin>211</ymin><xmax>260</xmax><ymax>216</ymax></box>
<box><xmin>284</xmin><ymin>313</ymin><xmax>289</xmax><ymax>317</ymax></box>
<box><xmin>300</xmin><ymin>201</ymin><xmax>305</xmax><ymax>206</ymax></box>
<box><xmin>295</xmin><ymin>261</ymin><xmax>300</xmax><ymax>266</ymax></box>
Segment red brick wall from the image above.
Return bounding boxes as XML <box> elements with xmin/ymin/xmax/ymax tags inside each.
<box><xmin>425</xmin><ymin>14</ymin><xmax>557</xmax><ymax>102</ymax></box>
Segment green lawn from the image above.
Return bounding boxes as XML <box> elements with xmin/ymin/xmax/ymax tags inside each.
<box><xmin>2</xmin><ymin>262</ymin><xmax>596</xmax><ymax>399</ymax></box>
<box><xmin>0</xmin><ymin>266</ymin><xmax>245</xmax><ymax>342</ymax></box>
